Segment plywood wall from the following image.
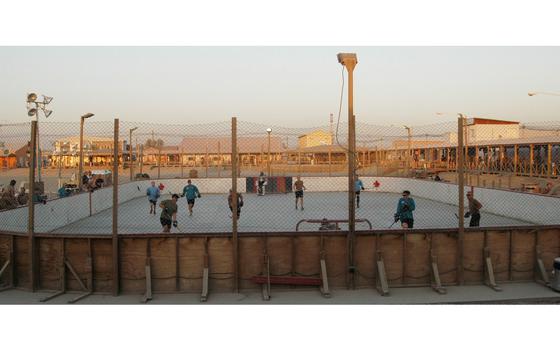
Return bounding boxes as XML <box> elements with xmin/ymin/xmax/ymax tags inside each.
<box><xmin>1</xmin><ymin>227</ymin><xmax>559</xmax><ymax>295</ymax></box>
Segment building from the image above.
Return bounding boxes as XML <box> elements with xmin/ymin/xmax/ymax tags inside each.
<box><xmin>51</xmin><ymin>136</ymin><xmax>124</xmax><ymax>168</ymax></box>
<box><xmin>298</xmin><ymin>130</ymin><xmax>332</xmax><ymax>148</ymax></box>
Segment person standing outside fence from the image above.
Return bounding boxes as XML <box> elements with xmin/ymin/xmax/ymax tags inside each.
<box><xmin>257</xmin><ymin>171</ymin><xmax>267</xmax><ymax>196</ymax></box>
<box><xmin>228</xmin><ymin>189</ymin><xmax>244</xmax><ymax>219</ymax></box>
<box><xmin>146</xmin><ymin>181</ymin><xmax>161</xmax><ymax>215</ymax></box>
<box><xmin>355</xmin><ymin>175</ymin><xmax>365</xmax><ymax>208</ymax></box>
<box><xmin>396</xmin><ymin>190</ymin><xmax>416</xmax><ymax>228</ymax></box>
<box><xmin>182</xmin><ymin>179</ymin><xmax>201</xmax><ymax>216</ymax></box>
<box><xmin>293</xmin><ymin>176</ymin><xmax>306</xmax><ymax>210</ymax></box>
<box><xmin>465</xmin><ymin>191</ymin><xmax>482</xmax><ymax>227</ymax></box>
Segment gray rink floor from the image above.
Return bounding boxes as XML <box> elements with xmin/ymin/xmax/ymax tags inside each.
<box><xmin>50</xmin><ymin>191</ymin><xmax>531</xmax><ymax>235</ymax></box>
<box><xmin>1</xmin><ymin>282</ymin><xmax>559</xmax><ymax>304</ymax></box>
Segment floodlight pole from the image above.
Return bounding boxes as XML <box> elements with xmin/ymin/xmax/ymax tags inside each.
<box><xmin>404</xmin><ymin>126</ymin><xmax>412</xmax><ymax>176</ymax></box>
<box><xmin>338</xmin><ymin>52</ymin><xmax>358</xmax><ymax>290</ymax></box>
<box><xmin>78</xmin><ymin>113</ymin><xmax>94</xmax><ymax>191</ymax></box>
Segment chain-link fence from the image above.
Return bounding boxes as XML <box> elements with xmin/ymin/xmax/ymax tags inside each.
<box><xmin>1</xmin><ymin>118</ymin><xmax>560</xmax><ymax>235</ymax></box>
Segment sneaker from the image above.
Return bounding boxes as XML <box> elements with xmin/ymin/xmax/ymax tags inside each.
<box><xmin>301</xmin><ymin>207</ymin><xmax>304</xmax><ymax>211</ymax></box>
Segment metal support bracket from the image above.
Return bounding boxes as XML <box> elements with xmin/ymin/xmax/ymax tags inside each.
<box><xmin>142</xmin><ymin>238</ymin><xmax>153</xmax><ymax>303</ymax></box>
<box><xmin>41</xmin><ymin>258</ymin><xmax>92</xmax><ymax>303</ymax></box>
<box><xmin>262</xmin><ymin>254</ymin><xmax>271</xmax><ymax>301</ymax></box>
<box><xmin>535</xmin><ymin>245</ymin><xmax>550</xmax><ymax>287</ymax></box>
<box><xmin>142</xmin><ymin>261</ymin><xmax>153</xmax><ymax>303</ymax></box>
<box><xmin>0</xmin><ymin>258</ymin><xmax>11</xmax><ymax>290</ymax></box>
<box><xmin>430</xmin><ymin>252</ymin><xmax>446</xmax><ymax>294</ymax></box>
<box><xmin>201</xmin><ymin>254</ymin><xmax>209</xmax><ymax>302</ymax></box>
<box><xmin>483</xmin><ymin>248</ymin><xmax>502</xmax><ymax>292</ymax></box>
<box><xmin>375</xmin><ymin>251</ymin><xmax>390</xmax><ymax>296</ymax></box>
<box><xmin>319</xmin><ymin>258</ymin><xmax>330</xmax><ymax>298</ymax></box>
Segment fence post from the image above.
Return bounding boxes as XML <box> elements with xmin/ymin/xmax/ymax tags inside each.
<box><xmin>27</xmin><ymin>120</ymin><xmax>38</xmax><ymax>292</ymax></box>
<box><xmin>231</xmin><ymin>117</ymin><xmax>239</xmax><ymax>293</ymax></box>
<box><xmin>457</xmin><ymin>115</ymin><xmax>465</xmax><ymax>285</ymax></box>
<box><xmin>112</xmin><ymin>118</ymin><xmax>120</xmax><ymax>296</ymax></box>
<box><xmin>338</xmin><ymin>53</ymin><xmax>358</xmax><ymax>290</ymax></box>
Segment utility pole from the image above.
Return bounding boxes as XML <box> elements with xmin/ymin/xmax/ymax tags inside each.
<box><xmin>337</xmin><ymin>52</ymin><xmax>358</xmax><ymax>290</ymax></box>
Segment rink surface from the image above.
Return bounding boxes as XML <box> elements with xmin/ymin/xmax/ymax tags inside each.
<box><xmin>50</xmin><ymin>191</ymin><xmax>531</xmax><ymax>235</ymax></box>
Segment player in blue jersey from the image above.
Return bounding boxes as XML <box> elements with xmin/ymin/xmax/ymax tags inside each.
<box><xmin>146</xmin><ymin>181</ymin><xmax>161</xmax><ymax>215</ymax></box>
<box><xmin>182</xmin><ymin>179</ymin><xmax>201</xmax><ymax>216</ymax></box>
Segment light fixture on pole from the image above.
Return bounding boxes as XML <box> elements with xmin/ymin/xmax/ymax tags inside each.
<box><xmin>78</xmin><ymin>113</ymin><xmax>95</xmax><ymax>190</ymax></box>
<box><xmin>266</xmin><ymin>128</ymin><xmax>272</xmax><ymax>177</ymax></box>
<box><xmin>26</xmin><ymin>92</ymin><xmax>53</xmax><ymax>183</ymax></box>
<box><xmin>403</xmin><ymin>125</ymin><xmax>412</xmax><ymax>176</ymax></box>
<box><xmin>129</xmin><ymin>127</ymin><xmax>138</xmax><ymax>181</ymax></box>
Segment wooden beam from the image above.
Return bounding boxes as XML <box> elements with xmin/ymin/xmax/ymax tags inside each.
<box><xmin>320</xmin><ymin>259</ymin><xmax>330</xmax><ymax>298</ymax></box>
<box><xmin>262</xmin><ymin>254</ymin><xmax>271</xmax><ymax>301</ymax></box>
<box><xmin>40</xmin><ymin>239</ymin><xmax>66</xmax><ymax>302</ymax></box>
<box><xmin>535</xmin><ymin>245</ymin><xmax>550</xmax><ymax>286</ymax></box>
<box><xmin>431</xmin><ymin>256</ymin><xmax>446</xmax><ymax>294</ymax></box>
<box><xmin>69</xmin><ymin>292</ymin><xmax>93</xmax><ymax>304</ymax></box>
<box><xmin>201</xmin><ymin>243</ymin><xmax>209</xmax><ymax>302</ymax></box>
<box><xmin>175</xmin><ymin>236</ymin><xmax>180</xmax><ymax>291</ymax></box>
<box><xmin>142</xmin><ymin>239</ymin><xmax>152</xmax><ymax>303</ymax></box>
<box><xmin>376</xmin><ymin>257</ymin><xmax>390</xmax><ymax>296</ymax></box>
<box><xmin>483</xmin><ymin>247</ymin><xmax>502</xmax><ymax>292</ymax></box>
<box><xmin>0</xmin><ymin>260</ymin><xmax>9</xmax><ymax>279</ymax></box>
<box><xmin>375</xmin><ymin>234</ymin><xmax>389</xmax><ymax>296</ymax></box>
<box><xmin>402</xmin><ymin>231</ymin><xmax>407</xmax><ymax>285</ymax></box>
<box><xmin>65</xmin><ymin>259</ymin><xmax>88</xmax><ymax>291</ymax></box>
<box><xmin>201</xmin><ymin>265</ymin><xmax>209</xmax><ymax>302</ymax></box>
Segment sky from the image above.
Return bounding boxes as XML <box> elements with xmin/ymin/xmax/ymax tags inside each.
<box><xmin>1</xmin><ymin>47</ymin><xmax>559</xmax><ymax>128</ymax></box>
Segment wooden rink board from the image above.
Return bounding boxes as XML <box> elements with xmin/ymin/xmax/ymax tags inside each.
<box><xmin>1</xmin><ymin>226</ymin><xmax>559</xmax><ymax>295</ymax></box>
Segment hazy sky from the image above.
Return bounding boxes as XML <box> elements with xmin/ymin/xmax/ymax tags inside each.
<box><xmin>1</xmin><ymin>46</ymin><xmax>559</xmax><ymax>127</ymax></box>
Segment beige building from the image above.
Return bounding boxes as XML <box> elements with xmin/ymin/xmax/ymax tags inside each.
<box><xmin>297</xmin><ymin>130</ymin><xmax>332</xmax><ymax>148</ymax></box>
<box><xmin>51</xmin><ymin>136</ymin><xmax>124</xmax><ymax>167</ymax></box>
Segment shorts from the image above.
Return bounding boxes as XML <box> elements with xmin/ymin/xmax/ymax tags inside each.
<box><xmin>149</xmin><ymin>199</ymin><xmax>157</xmax><ymax>205</ymax></box>
<box><xmin>187</xmin><ymin>198</ymin><xmax>196</xmax><ymax>205</ymax></box>
<box><xmin>229</xmin><ymin>205</ymin><xmax>241</xmax><ymax>215</ymax></box>
<box><xmin>401</xmin><ymin>218</ymin><xmax>414</xmax><ymax>228</ymax></box>
<box><xmin>295</xmin><ymin>190</ymin><xmax>304</xmax><ymax>198</ymax></box>
<box><xmin>469</xmin><ymin>213</ymin><xmax>481</xmax><ymax>227</ymax></box>
<box><xmin>160</xmin><ymin>217</ymin><xmax>172</xmax><ymax>227</ymax></box>
<box><xmin>355</xmin><ymin>191</ymin><xmax>361</xmax><ymax>195</ymax></box>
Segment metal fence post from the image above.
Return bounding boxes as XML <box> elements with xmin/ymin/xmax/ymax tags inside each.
<box><xmin>338</xmin><ymin>53</ymin><xmax>358</xmax><ymax>290</ymax></box>
<box><xmin>457</xmin><ymin>114</ymin><xmax>465</xmax><ymax>285</ymax></box>
<box><xmin>231</xmin><ymin>117</ymin><xmax>239</xmax><ymax>293</ymax></box>
<box><xmin>112</xmin><ymin>118</ymin><xmax>120</xmax><ymax>296</ymax></box>
<box><xmin>27</xmin><ymin>120</ymin><xmax>38</xmax><ymax>292</ymax></box>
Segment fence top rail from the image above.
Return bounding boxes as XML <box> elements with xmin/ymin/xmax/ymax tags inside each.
<box><xmin>2</xmin><ymin>224</ymin><xmax>558</xmax><ymax>239</ymax></box>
